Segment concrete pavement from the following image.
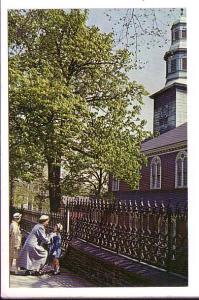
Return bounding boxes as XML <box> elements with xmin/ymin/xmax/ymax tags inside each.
<box><xmin>10</xmin><ymin>268</ymin><xmax>94</xmax><ymax>288</ymax></box>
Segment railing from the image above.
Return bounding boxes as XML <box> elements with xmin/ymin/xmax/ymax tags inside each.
<box><xmin>15</xmin><ymin>199</ymin><xmax>188</xmax><ymax>276</ymax></box>
<box><xmin>18</xmin><ymin>209</ymin><xmax>71</xmax><ymax>250</ymax></box>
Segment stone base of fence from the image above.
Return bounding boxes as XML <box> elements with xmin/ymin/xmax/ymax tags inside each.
<box><xmin>62</xmin><ymin>238</ymin><xmax>188</xmax><ymax>287</ymax></box>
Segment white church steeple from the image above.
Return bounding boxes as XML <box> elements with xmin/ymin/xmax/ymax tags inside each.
<box><xmin>150</xmin><ymin>9</ymin><xmax>187</xmax><ymax>135</ymax></box>
<box><xmin>164</xmin><ymin>9</ymin><xmax>187</xmax><ymax>86</ymax></box>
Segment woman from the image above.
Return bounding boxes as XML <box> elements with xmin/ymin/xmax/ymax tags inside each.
<box><xmin>10</xmin><ymin>212</ymin><xmax>22</xmax><ymax>274</ymax></box>
<box><xmin>18</xmin><ymin>215</ymin><xmax>50</xmax><ymax>275</ymax></box>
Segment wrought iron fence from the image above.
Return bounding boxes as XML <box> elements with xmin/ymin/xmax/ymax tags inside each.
<box><xmin>17</xmin><ymin>208</ymin><xmax>71</xmax><ymax>250</ymax></box>
<box><xmin>14</xmin><ymin>198</ymin><xmax>188</xmax><ymax>276</ymax></box>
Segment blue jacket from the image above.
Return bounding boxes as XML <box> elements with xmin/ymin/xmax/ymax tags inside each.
<box><xmin>49</xmin><ymin>233</ymin><xmax>62</xmax><ymax>258</ymax></box>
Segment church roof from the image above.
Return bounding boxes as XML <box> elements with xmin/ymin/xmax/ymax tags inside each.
<box><xmin>141</xmin><ymin>123</ymin><xmax>187</xmax><ymax>153</ymax></box>
<box><xmin>150</xmin><ymin>82</ymin><xmax>187</xmax><ymax>98</ymax></box>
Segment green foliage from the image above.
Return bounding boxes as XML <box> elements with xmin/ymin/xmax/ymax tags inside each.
<box><xmin>61</xmin><ymin>152</ymin><xmax>109</xmax><ymax>198</ymax></box>
<box><xmin>9</xmin><ymin>9</ymin><xmax>150</xmax><ymax>209</ymax></box>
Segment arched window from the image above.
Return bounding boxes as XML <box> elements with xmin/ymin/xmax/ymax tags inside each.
<box><xmin>150</xmin><ymin>156</ymin><xmax>161</xmax><ymax>189</ymax></box>
<box><xmin>112</xmin><ymin>176</ymin><xmax>120</xmax><ymax>191</ymax></box>
<box><xmin>175</xmin><ymin>151</ymin><xmax>187</xmax><ymax>188</ymax></box>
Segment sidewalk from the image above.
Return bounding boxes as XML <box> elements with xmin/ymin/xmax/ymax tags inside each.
<box><xmin>10</xmin><ymin>268</ymin><xmax>94</xmax><ymax>288</ymax></box>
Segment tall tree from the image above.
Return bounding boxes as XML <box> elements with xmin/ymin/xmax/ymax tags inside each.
<box><xmin>9</xmin><ymin>63</ymin><xmax>45</xmax><ymax>206</ymax></box>
<box><xmin>9</xmin><ymin>9</ymin><xmax>149</xmax><ymax>212</ymax></box>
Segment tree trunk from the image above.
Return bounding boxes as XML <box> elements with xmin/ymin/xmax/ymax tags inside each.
<box><xmin>96</xmin><ymin>168</ymin><xmax>103</xmax><ymax>200</ymax></box>
<box><xmin>10</xmin><ymin>176</ymin><xmax>15</xmax><ymax>207</ymax></box>
<box><xmin>48</xmin><ymin>158</ymin><xmax>61</xmax><ymax>212</ymax></box>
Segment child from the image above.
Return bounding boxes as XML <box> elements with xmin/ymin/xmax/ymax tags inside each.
<box><xmin>49</xmin><ymin>223</ymin><xmax>63</xmax><ymax>275</ymax></box>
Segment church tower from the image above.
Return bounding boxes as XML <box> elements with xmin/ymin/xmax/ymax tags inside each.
<box><xmin>150</xmin><ymin>9</ymin><xmax>187</xmax><ymax>135</ymax></box>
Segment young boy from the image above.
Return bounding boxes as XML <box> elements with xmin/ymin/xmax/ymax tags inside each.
<box><xmin>49</xmin><ymin>223</ymin><xmax>63</xmax><ymax>275</ymax></box>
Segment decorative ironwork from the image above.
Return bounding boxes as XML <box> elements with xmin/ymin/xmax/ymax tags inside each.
<box><xmin>16</xmin><ymin>198</ymin><xmax>188</xmax><ymax>276</ymax></box>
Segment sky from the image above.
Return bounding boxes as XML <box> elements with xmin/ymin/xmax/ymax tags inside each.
<box><xmin>87</xmin><ymin>8</ymin><xmax>182</xmax><ymax>132</ymax></box>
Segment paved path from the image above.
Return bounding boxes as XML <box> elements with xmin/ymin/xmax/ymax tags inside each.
<box><xmin>10</xmin><ymin>269</ymin><xmax>94</xmax><ymax>288</ymax></box>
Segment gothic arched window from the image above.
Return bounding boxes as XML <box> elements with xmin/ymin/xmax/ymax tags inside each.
<box><xmin>175</xmin><ymin>151</ymin><xmax>187</xmax><ymax>188</ymax></box>
<box><xmin>112</xmin><ymin>176</ymin><xmax>120</xmax><ymax>191</ymax></box>
<box><xmin>150</xmin><ymin>156</ymin><xmax>161</xmax><ymax>189</ymax></box>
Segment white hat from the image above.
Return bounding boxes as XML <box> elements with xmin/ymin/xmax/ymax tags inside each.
<box><xmin>56</xmin><ymin>223</ymin><xmax>63</xmax><ymax>231</ymax></box>
<box><xmin>39</xmin><ymin>215</ymin><xmax>49</xmax><ymax>221</ymax></box>
<box><xmin>13</xmin><ymin>212</ymin><xmax>22</xmax><ymax>219</ymax></box>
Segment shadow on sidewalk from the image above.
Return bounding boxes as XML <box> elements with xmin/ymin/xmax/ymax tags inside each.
<box><xmin>10</xmin><ymin>268</ymin><xmax>94</xmax><ymax>288</ymax></box>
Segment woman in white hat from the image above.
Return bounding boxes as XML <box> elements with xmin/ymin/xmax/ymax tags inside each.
<box><xmin>18</xmin><ymin>215</ymin><xmax>50</xmax><ymax>275</ymax></box>
<box><xmin>10</xmin><ymin>212</ymin><xmax>22</xmax><ymax>274</ymax></box>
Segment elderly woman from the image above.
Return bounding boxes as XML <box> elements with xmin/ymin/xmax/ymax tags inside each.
<box><xmin>18</xmin><ymin>215</ymin><xmax>50</xmax><ymax>275</ymax></box>
<box><xmin>10</xmin><ymin>212</ymin><xmax>22</xmax><ymax>274</ymax></box>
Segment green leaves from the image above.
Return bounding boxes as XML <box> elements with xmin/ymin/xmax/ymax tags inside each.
<box><xmin>9</xmin><ymin>9</ymin><xmax>150</xmax><ymax>207</ymax></box>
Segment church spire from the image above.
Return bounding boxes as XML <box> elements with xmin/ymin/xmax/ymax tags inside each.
<box><xmin>164</xmin><ymin>9</ymin><xmax>187</xmax><ymax>86</ymax></box>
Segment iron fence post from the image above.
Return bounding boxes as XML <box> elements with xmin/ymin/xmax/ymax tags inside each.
<box><xmin>167</xmin><ymin>204</ymin><xmax>172</xmax><ymax>272</ymax></box>
<box><xmin>66</xmin><ymin>207</ymin><xmax>70</xmax><ymax>234</ymax></box>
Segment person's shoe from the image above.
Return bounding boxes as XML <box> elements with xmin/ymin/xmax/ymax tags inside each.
<box><xmin>25</xmin><ymin>270</ymin><xmax>33</xmax><ymax>276</ymax></box>
<box><xmin>53</xmin><ymin>270</ymin><xmax>61</xmax><ymax>275</ymax></box>
<box><xmin>34</xmin><ymin>270</ymin><xmax>43</xmax><ymax>276</ymax></box>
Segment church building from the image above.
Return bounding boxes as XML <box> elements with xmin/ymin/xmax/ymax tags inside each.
<box><xmin>109</xmin><ymin>11</ymin><xmax>187</xmax><ymax>207</ymax></box>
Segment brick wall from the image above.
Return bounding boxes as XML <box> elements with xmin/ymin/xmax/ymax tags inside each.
<box><xmin>140</xmin><ymin>163</ymin><xmax>150</xmax><ymax>191</ymax></box>
<box><xmin>116</xmin><ymin>150</ymin><xmax>186</xmax><ymax>193</ymax></box>
<box><xmin>61</xmin><ymin>238</ymin><xmax>187</xmax><ymax>287</ymax></box>
<box><xmin>118</xmin><ymin>180</ymin><xmax>131</xmax><ymax>192</ymax></box>
<box><xmin>140</xmin><ymin>152</ymin><xmax>177</xmax><ymax>191</ymax></box>
<box><xmin>161</xmin><ymin>152</ymin><xmax>176</xmax><ymax>190</ymax></box>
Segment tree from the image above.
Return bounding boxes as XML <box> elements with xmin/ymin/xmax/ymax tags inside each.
<box><xmin>61</xmin><ymin>153</ymin><xmax>109</xmax><ymax>198</ymax></box>
<box><xmin>9</xmin><ymin>67</ymin><xmax>45</xmax><ymax>207</ymax></box>
<box><xmin>9</xmin><ymin>9</ymin><xmax>149</xmax><ymax>212</ymax></box>
<box><xmin>104</xmin><ymin>8</ymin><xmax>183</xmax><ymax>68</ymax></box>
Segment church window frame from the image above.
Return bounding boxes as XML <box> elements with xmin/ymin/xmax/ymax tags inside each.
<box><xmin>175</xmin><ymin>151</ymin><xmax>187</xmax><ymax>188</ymax></box>
<box><xmin>150</xmin><ymin>156</ymin><xmax>161</xmax><ymax>190</ymax></box>
<box><xmin>112</xmin><ymin>176</ymin><xmax>120</xmax><ymax>191</ymax></box>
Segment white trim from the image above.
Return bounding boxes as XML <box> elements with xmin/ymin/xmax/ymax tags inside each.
<box><xmin>175</xmin><ymin>150</ymin><xmax>187</xmax><ymax>188</ymax></box>
<box><xmin>145</xmin><ymin>146</ymin><xmax>187</xmax><ymax>158</ymax></box>
<box><xmin>142</xmin><ymin>141</ymin><xmax>187</xmax><ymax>157</ymax></box>
<box><xmin>150</xmin><ymin>156</ymin><xmax>162</xmax><ymax>190</ymax></box>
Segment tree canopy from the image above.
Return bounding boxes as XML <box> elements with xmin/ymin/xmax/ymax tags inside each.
<box><xmin>9</xmin><ymin>9</ymin><xmax>150</xmax><ymax>211</ymax></box>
